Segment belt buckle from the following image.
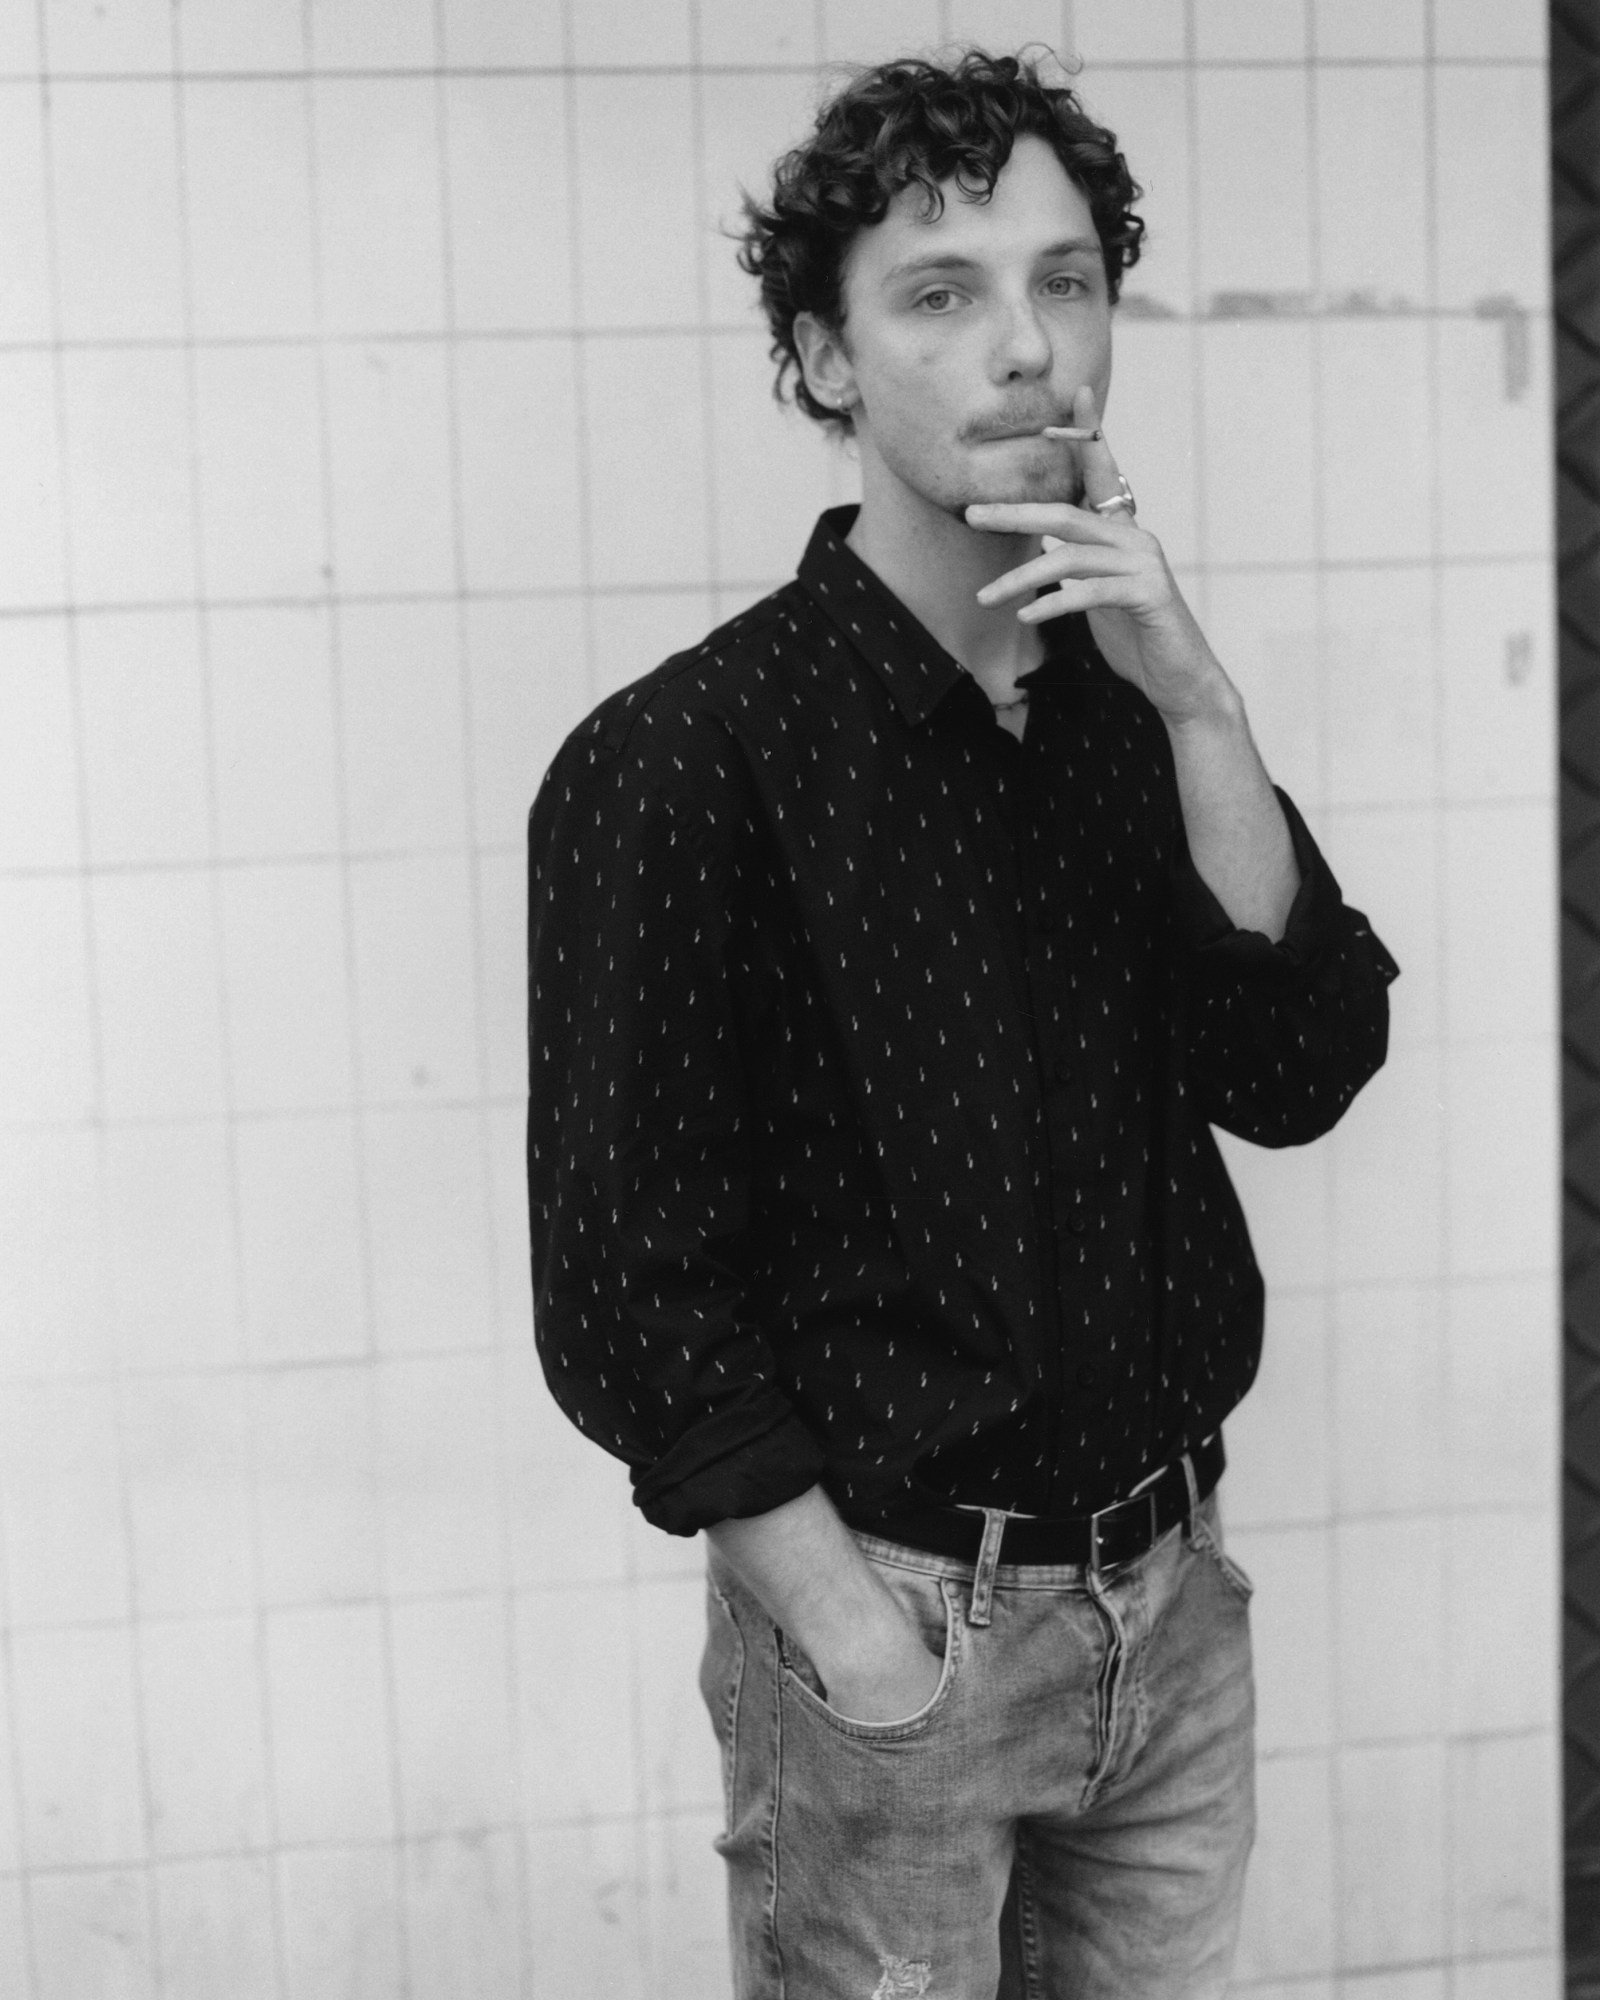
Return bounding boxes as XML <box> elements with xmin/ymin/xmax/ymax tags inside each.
<box><xmin>1088</xmin><ymin>1487</ymin><xmax>1159</xmax><ymax>1579</ymax></box>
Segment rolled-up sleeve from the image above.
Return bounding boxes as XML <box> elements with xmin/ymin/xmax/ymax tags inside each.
<box><xmin>526</xmin><ymin>714</ymin><xmax>826</xmax><ymax>1535</ymax></box>
<box><xmin>1174</xmin><ymin>787</ymin><xmax>1400</xmax><ymax>1147</ymax></box>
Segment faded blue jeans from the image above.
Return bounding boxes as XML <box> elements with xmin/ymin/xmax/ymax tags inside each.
<box><xmin>700</xmin><ymin>1489</ymin><xmax>1255</xmax><ymax>1999</ymax></box>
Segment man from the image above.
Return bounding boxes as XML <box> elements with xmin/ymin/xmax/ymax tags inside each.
<box><xmin>527</xmin><ymin>49</ymin><xmax>1396</xmax><ymax>2000</ymax></box>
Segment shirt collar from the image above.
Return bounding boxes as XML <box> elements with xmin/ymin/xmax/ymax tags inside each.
<box><xmin>796</xmin><ymin>505</ymin><xmax>1093</xmax><ymax>726</ymax></box>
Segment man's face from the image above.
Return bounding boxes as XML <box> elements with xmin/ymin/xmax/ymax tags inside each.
<box><xmin>828</xmin><ymin>134</ymin><xmax>1114</xmax><ymax>518</ymax></box>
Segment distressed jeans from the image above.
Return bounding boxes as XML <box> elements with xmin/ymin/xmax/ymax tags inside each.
<box><xmin>699</xmin><ymin>1489</ymin><xmax>1255</xmax><ymax>1999</ymax></box>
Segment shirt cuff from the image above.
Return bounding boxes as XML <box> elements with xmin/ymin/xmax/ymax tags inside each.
<box><xmin>1171</xmin><ymin>786</ymin><xmax>1342</xmax><ymax>983</ymax></box>
<box><xmin>631</xmin><ymin>1401</ymin><xmax>829</xmax><ymax>1538</ymax></box>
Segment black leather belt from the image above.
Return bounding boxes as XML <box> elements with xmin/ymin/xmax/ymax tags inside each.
<box><xmin>845</xmin><ymin>1432</ymin><xmax>1225</xmax><ymax>1572</ymax></box>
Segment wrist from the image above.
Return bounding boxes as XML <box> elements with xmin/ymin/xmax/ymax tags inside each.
<box><xmin>1158</xmin><ymin>664</ymin><xmax>1244</xmax><ymax>735</ymax></box>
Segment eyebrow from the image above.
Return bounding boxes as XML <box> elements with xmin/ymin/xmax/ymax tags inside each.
<box><xmin>882</xmin><ymin>237</ymin><xmax>1103</xmax><ymax>284</ymax></box>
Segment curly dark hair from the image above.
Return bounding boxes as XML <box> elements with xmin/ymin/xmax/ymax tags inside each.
<box><xmin>738</xmin><ymin>49</ymin><xmax>1144</xmax><ymax>433</ymax></box>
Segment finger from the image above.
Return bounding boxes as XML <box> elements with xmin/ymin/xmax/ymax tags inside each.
<box><xmin>1070</xmin><ymin>385</ymin><xmax>1128</xmax><ymax>514</ymax></box>
<box><xmin>966</xmin><ymin>499</ymin><xmax>1129</xmax><ymax>544</ymax></box>
<box><xmin>1015</xmin><ymin>575</ymin><xmax>1134</xmax><ymax>623</ymax></box>
<box><xmin>977</xmin><ymin>543</ymin><xmax>1140</xmax><ymax>606</ymax></box>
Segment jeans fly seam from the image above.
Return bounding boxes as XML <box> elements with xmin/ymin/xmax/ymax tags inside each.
<box><xmin>1080</xmin><ymin>1572</ymin><xmax>1127</xmax><ymax>1811</ymax></box>
<box><xmin>767</xmin><ymin>1638</ymin><xmax>789</xmax><ymax>1999</ymax></box>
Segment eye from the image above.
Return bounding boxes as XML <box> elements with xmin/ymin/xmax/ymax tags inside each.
<box><xmin>916</xmin><ymin>287</ymin><xmax>960</xmax><ymax>313</ymax></box>
<box><xmin>1043</xmin><ymin>272</ymin><xmax>1087</xmax><ymax>298</ymax></box>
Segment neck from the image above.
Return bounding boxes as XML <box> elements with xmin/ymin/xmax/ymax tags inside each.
<box><xmin>845</xmin><ymin>458</ymin><xmax>1046</xmax><ymax>703</ymax></box>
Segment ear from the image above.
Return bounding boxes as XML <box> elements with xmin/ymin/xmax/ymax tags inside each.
<box><xmin>793</xmin><ymin>311</ymin><xmax>859</xmax><ymax>417</ymax></box>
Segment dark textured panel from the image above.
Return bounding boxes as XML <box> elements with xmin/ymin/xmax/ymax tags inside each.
<box><xmin>1560</xmin><ymin>3</ymin><xmax>1600</xmax><ymax>1987</ymax></box>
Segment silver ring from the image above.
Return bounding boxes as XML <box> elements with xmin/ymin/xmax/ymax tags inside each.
<box><xmin>1093</xmin><ymin>475</ymin><xmax>1137</xmax><ymax>518</ymax></box>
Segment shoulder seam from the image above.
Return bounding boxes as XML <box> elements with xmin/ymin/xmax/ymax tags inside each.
<box><xmin>596</xmin><ymin>588</ymin><xmax>798</xmax><ymax>754</ymax></box>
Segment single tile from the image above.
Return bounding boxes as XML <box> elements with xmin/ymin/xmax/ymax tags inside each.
<box><xmin>0</xmin><ymin>1881</ymin><xmax>26</xmax><ymax>1999</ymax></box>
<box><xmin>177</xmin><ymin>0</ymin><xmax>303</xmax><ymax>71</ymax></box>
<box><xmin>1194</xmin><ymin>0</ymin><xmax>1307</xmax><ymax>57</ymax></box>
<box><xmin>234</xmin><ymin>1113</ymin><xmax>371</xmax><ymax>1363</ymax></box>
<box><xmin>1098</xmin><ymin>317</ymin><xmax>1202</xmax><ymax>564</ymax></box>
<box><xmin>92</xmin><ymin>870</ymin><xmax>229</xmax><ymax>1120</ymax></box>
<box><xmin>501</xmin><ymin>1338</ymin><xmax>633</xmax><ymax>1592</ymax></box>
<box><xmin>0</xmin><ymin>8</ymin><xmax>40</xmax><ymax>69</ymax></box>
<box><xmin>946</xmin><ymin>0</ymin><xmax>1070</xmax><ymax>48</ymax></box>
<box><xmin>1335</xmin><ymin>1974</ymin><xmax>1445</xmax><ymax>2000</ymax></box>
<box><xmin>819</xmin><ymin>0</ymin><xmax>942</xmax><ymax>64</ymax></box>
<box><xmin>0</xmin><ymin>82</ymin><xmax>54</xmax><ymax>338</ymax></box>
<box><xmin>573</xmin><ymin>74</ymin><xmax>700</xmax><ymax>328</ymax></box>
<box><xmin>1335</xmin><ymin>1741</ymin><xmax>1448</xmax><ymax>1967</ymax></box>
<box><xmin>266</xmin><ymin>1602</ymin><xmax>397</xmax><ymax>1843</ymax></box>
<box><xmin>193</xmin><ymin>345</ymin><xmax>328</xmax><ymax>599</ymax></box>
<box><xmin>1226</xmin><ymin>1523</ymin><xmax>1334</xmax><ymax>1752</ymax></box>
<box><xmin>1330</xmin><ymin>1282</ymin><xmax>1447</xmax><ymax>1516</ymax></box>
<box><xmin>252</xmin><ymin>1361</ymin><xmax>383</xmax><ymax>1603</ymax></box>
<box><xmin>402</xmin><ymin>1828</ymin><xmax>525</xmax><ymax>2000</ymax></box>
<box><xmin>362</xmin><ymin>1106</ymin><xmax>497</xmax><ymax>1353</ymax></box>
<box><xmin>1434</xmin><ymin>66</ymin><xmax>1551</xmax><ymax>313</ymax></box>
<box><xmin>708</xmin><ymin>332</ymin><xmax>849</xmax><ymax>584</ymax></box>
<box><xmin>1448</xmin><ymin>1733</ymin><xmax>1560</xmax><ymax>1955</ymax></box>
<box><xmin>571</xmin><ymin>0</ymin><xmax>690</xmax><ymax>64</ymax></box>
<box><xmin>1075</xmin><ymin>67</ymin><xmax>1193</xmax><ymax>319</ymax></box>
<box><xmin>1232</xmin><ymin>1752</ymin><xmax>1334</xmax><ymax>1981</ymax></box>
<box><xmin>1444</xmin><ymin>1037</ymin><xmax>1558</xmax><ymax>1279</ymax></box>
<box><xmin>219</xmin><ymin>863</ymin><xmax>355</xmax><ymax>1113</ymax></box>
<box><xmin>337</xmin><ymin>598</ymin><xmax>469</xmax><ymax>851</ymax></box>
<box><xmin>307</xmin><ymin>0</ymin><xmax>435</xmax><ymax>70</ymax></box>
<box><xmin>0</xmin><ymin>353</ymin><xmax>67</xmax><ymax>609</ymax></box>
<box><xmin>1203</xmin><ymin>568</ymin><xmax>1321</xmax><ymax>809</ymax></box>
<box><xmin>643</xmin><ymin>1808</ymin><xmax>736</xmax><ymax>1998</ymax></box>
<box><xmin>441</xmin><ymin>0</ymin><xmax>562</xmax><ymax>66</ymax></box>
<box><xmin>1450</xmin><ymin>1956</ymin><xmax>1561</xmax><ymax>2000</ymax></box>
<box><xmin>1317</xmin><ymin>319</ymin><xmax>1432</xmax><ymax>564</ymax></box>
<box><xmin>516</xmin><ymin>1584</ymin><xmax>640</xmax><ymax>1823</ymax></box>
<box><xmin>106</xmin><ymin>1121</ymin><xmax>241</xmax><ymax>1373</ymax></box>
<box><xmin>0</xmin><ymin>878</ymin><xmax>95</xmax><ymax>1122</ymax></box>
<box><xmin>312</xmin><ymin>77</ymin><xmax>447</xmax><ymax>333</ymax></box>
<box><xmin>155</xmin><ymin>1855</ymin><xmax>278</xmax><ymax>2000</ymax></box>
<box><xmin>1312</xmin><ymin>66</ymin><xmax>1428</xmax><ymax>309</ymax></box>
<box><xmin>1071</xmin><ymin>1</ymin><xmax>1186</xmax><ymax>60</ymax></box>
<box><xmin>389</xmin><ymin>1595</ymin><xmax>517</xmax><ymax>1834</ymax></box>
<box><xmin>180</xmin><ymin>78</ymin><xmax>317</xmax><ymax>338</ymax></box>
<box><xmin>347</xmin><ymin>851</ymin><xmax>480</xmax><ymax>1101</ymax></box>
<box><xmin>141</xmin><ymin>1617</ymin><xmax>272</xmax><ymax>1857</ymax></box>
<box><xmin>699</xmin><ymin>68</ymin><xmax>832</xmax><ymax>326</ymax></box>
<box><xmin>0</xmin><ymin>1128</ymin><xmax>110</xmax><ymax>1380</ymax></box>
<box><xmin>1435</xmin><ymin>315</ymin><xmax>1552</xmax><ymax>563</ymax></box>
<box><xmin>632</xmin><ymin>1575</ymin><xmax>725</xmax><ymax>1819</ymax></box>
<box><xmin>0</xmin><ymin>615</ymin><xmax>78</xmax><ymax>868</ymax></box>
<box><xmin>276</xmin><ymin>1843</ymin><xmax>404</xmax><ymax>2000</ymax></box>
<box><xmin>42</xmin><ymin>0</ymin><xmax>170</xmax><ymax>70</ymax></box>
<box><xmin>209</xmin><ymin>606</ymin><xmax>343</xmax><ymax>861</ymax></box>
<box><xmin>60</xmin><ymin>347</ymin><xmax>197</xmax><ymax>604</ymax></box>
<box><xmin>1197</xmin><ymin>320</ymin><xmax>1317</xmax><ymax>566</ymax></box>
<box><xmin>1432</xmin><ymin>0</ymin><xmax>1548</xmax><ymax>59</ymax></box>
<box><xmin>77</xmin><ymin>608</ymin><xmax>211</xmax><ymax>866</ymax></box>
<box><xmin>463</xmin><ymin>594</ymin><xmax>591</xmax><ymax>850</ymax></box>
<box><xmin>0</xmin><ymin>1379</ymin><xmax>128</xmax><ymax>1624</ymax></box>
<box><xmin>1327</xmin><ymin>1043</ymin><xmax>1444</xmax><ymax>1285</ymax></box>
<box><xmin>12</xmin><ymin>1624</ymin><xmax>146</xmax><ymax>1865</ymax></box>
<box><xmin>1195</xmin><ymin>68</ymin><xmax>1312</xmax><ymax>306</ymax></box>
<box><xmin>698</xmin><ymin>0</ymin><xmax>820</xmax><ymax>63</ymax></box>
<box><xmin>1224</xmin><ymin>1289</ymin><xmax>1332</xmax><ymax>1529</ymax></box>
<box><xmin>1442</xmin><ymin>802</ymin><xmax>1556</xmax><ymax>1044</ymax></box>
<box><xmin>1446</xmin><ymin>1276</ymin><xmax>1557</xmax><ymax>1512</ymax></box>
<box><xmin>1312</xmin><ymin>0</ymin><xmax>1425</xmax><ymax>57</ymax></box>
<box><xmin>48</xmin><ymin>78</ymin><xmax>184</xmax><ymax>337</ymax></box>
<box><xmin>1320</xmin><ymin>563</ymin><xmax>1435</xmax><ymax>806</ymax></box>
<box><xmin>1438</xmin><ymin>559</ymin><xmax>1557</xmax><ymax>806</ymax></box>
<box><xmin>1333</xmin><ymin>1514</ymin><xmax>1444</xmax><ymax>1742</ymax></box>
<box><xmin>1212</xmin><ymin>1122</ymin><xmax>1331</xmax><ymax>1290</ymax></box>
<box><xmin>323</xmin><ymin>341</ymin><xmax>457</xmax><ymax>597</ymax></box>
<box><xmin>454</xmin><ymin>338</ymin><xmax>584</xmax><ymax>592</ymax></box>
<box><xmin>29</xmin><ymin>1869</ymin><xmax>156</xmax><ymax>2000</ymax></box>
<box><xmin>1445</xmin><ymin>1508</ymin><xmax>1556</xmax><ymax>1734</ymax></box>
<box><xmin>375</xmin><ymin>1352</ymin><xmax>505</xmax><ymax>1595</ymax></box>
<box><xmin>123</xmin><ymin>1375</ymin><xmax>255</xmax><ymax>1616</ymax></box>
<box><xmin>443</xmin><ymin>76</ymin><xmax>571</xmax><ymax>332</ymax></box>
<box><xmin>589</xmin><ymin>590</ymin><xmax>718</xmax><ymax>701</ymax></box>
<box><xmin>524</xmin><ymin>1818</ymin><xmax>645</xmax><ymax>1994</ymax></box>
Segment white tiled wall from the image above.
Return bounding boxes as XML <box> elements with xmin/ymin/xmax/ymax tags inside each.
<box><xmin>1</xmin><ymin>2</ymin><xmax>1557</xmax><ymax>1994</ymax></box>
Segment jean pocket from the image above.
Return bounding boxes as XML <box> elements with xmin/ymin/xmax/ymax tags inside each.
<box><xmin>1193</xmin><ymin>1500</ymin><xmax>1254</xmax><ymax>1604</ymax></box>
<box><xmin>777</xmin><ymin>1575</ymin><xmax>961</xmax><ymax>1742</ymax></box>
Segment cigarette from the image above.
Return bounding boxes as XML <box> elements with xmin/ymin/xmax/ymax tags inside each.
<box><xmin>1041</xmin><ymin>425</ymin><xmax>1103</xmax><ymax>441</ymax></box>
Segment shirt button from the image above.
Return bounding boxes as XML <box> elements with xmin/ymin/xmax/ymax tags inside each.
<box><xmin>1033</xmin><ymin>911</ymin><xmax>1057</xmax><ymax>934</ymax></box>
<box><xmin>1076</xmin><ymin>1364</ymin><xmax>1098</xmax><ymax>1388</ymax></box>
<box><xmin>1067</xmin><ymin>1207</ymin><xmax>1089</xmax><ymax>1235</ymax></box>
<box><xmin>1053</xmin><ymin>1057</ymin><xmax>1074</xmax><ymax>1083</ymax></box>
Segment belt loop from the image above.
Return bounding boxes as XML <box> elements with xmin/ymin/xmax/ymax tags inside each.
<box><xmin>1180</xmin><ymin>1449</ymin><xmax>1201</xmax><ymax>1543</ymax></box>
<box><xmin>967</xmin><ymin>1508</ymin><xmax>1008</xmax><ymax>1627</ymax></box>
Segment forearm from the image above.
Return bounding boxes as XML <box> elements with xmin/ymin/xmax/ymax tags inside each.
<box><xmin>1165</xmin><ymin>679</ymin><xmax>1299</xmax><ymax>943</ymax></box>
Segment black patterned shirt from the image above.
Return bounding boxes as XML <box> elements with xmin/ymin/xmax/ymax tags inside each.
<box><xmin>526</xmin><ymin>508</ymin><xmax>1397</xmax><ymax>1536</ymax></box>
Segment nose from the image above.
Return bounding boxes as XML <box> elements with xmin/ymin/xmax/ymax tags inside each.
<box><xmin>992</xmin><ymin>293</ymin><xmax>1052</xmax><ymax>382</ymax></box>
